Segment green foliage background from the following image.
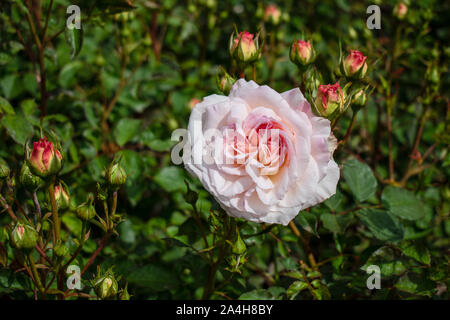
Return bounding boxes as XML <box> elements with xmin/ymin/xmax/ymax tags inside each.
<box><xmin>0</xmin><ymin>0</ymin><xmax>448</xmax><ymax>299</ymax></box>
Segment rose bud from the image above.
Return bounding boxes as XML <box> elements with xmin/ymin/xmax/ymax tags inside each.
<box><xmin>95</xmin><ymin>273</ymin><xmax>118</xmax><ymax>300</ymax></box>
<box><xmin>107</xmin><ymin>163</ymin><xmax>127</xmax><ymax>190</ymax></box>
<box><xmin>342</xmin><ymin>50</ymin><xmax>368</xmax><ymax>79</ymax></box>
<box><xmin>54</xmin><ymin>183</ymin><xmax>70</xmax><ymax>210</ymax></box>
<box><xmin>216</xmin><ymin>67</ymin><xmax>236</xmax><ymax>95</ymax></box>
<box><xmin>28</xmin><ymin>137</ymin><xmax>62</xmax><ymax>178</ymax></box>
<box><xmin>290</xmin><ymin>40</ymin><xmax>315</xmax><ymax>66</ymax></box>
<box><xmin>54</xmin><ymin>243</ymin><xmax>69</xmax><ymax>257</ymax></box>
<box><xmin>188</xmin><ymin>98</ymin><xmax>201</xmax><ymax>110</ymax></box>
<box><xmin>229</xmin><ymin>31</ymin><xmax>261</xmax><ymax>65</ymax></box>
<box><xmin>0</xmin><ymin>159</ymin><xmax>10</xmax><ymax>180</ymax></box>
<box><xmin>351</xmin><ymin>89</ymin><xmax>368</xmax><ymax>111</ymax></box>
<box><xmin>76</xmin><ymin>195</ymin><xmax>96</xmax><ymax>221</ymax></box>
<box><xmin>19</xmin><ymin>163</ymin><xmax>43</xmax><ymax>192</ymax></box>
<box><xmin>264</xmin><ymin>4</ymin><xmax>281</xmax><ymax>25</ymax></box>
<box><xmin>10</xmin><ymin>222</ymin><xmax>38</xmax><ymax>250</ymax></box>
<box><xmin>119</xmin><ymin>283</ymin><xmax>131</xmax><ymax>300</ymax></box>
<box><xmin>393</xmin><ymin>2</ymin><xmax>408</xmax><ymax>20</ymax></box>
<box><xmin>314</xmin><ymin>83</ymin><xmax>345</xmax><ymax>118</ymax></box>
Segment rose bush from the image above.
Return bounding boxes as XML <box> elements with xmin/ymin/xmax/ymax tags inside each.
<box><xmin>185</xmin><ymin>79</ymin><xmax>339</xmax><ymax>225</ymax></box>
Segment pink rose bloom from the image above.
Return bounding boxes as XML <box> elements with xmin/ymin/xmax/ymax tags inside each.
<box><xmin>184</xmin><ymin>80</ymin><xmax>339</xmax><ymax>225</ymax></box>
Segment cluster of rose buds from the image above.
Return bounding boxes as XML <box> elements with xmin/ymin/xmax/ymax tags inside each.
<box><xmin>1</xmin><ymin>134</ymin><xmax>129</xmax><ymax>298</ymax></box>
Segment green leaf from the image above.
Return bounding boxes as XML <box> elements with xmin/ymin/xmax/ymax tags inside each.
<box><xmin>239</xmin><ymin>289</ymin><xmax>276</xmax><ymax>300</ymax></box>
<box><xmin>296</xmin><ymin>212</ymin><xmax>319</xmax><ymax>237</ymax></box>
<box><xmin>395</xmin><ymin>273</ymin><xmax>436</xmax><ymax>297</ymax></box>
<box><xmin>154</xmin><ymin>166</ymin><xmax>186</xmax><ymax>193</ymax></box>
<box><xmin>65</xmin><ymin>25</ymin><xmax>84</xmax><ymax>59</ymax></box>
<box><xmin>358</xmin><ymin>208</ymin><xmax>404</xmax><ymax>242</ymax></box>
<box><xmin>58</xmin><ymin>61</ymin><xmax>83</xmax><ymax>88</ymax></box>
<box><xmin>324</xmin><ymin>189</ymin><xmax>343</xmax><ymax>211</ymax></box>
<box><xmin>382</xmin><ymin>186</ymin><xmax>425</xmax><ymax>221</ymax></box>
<box><xmin>320</xmin><ymin>213</ymin><xmax>353</xmax><ymax>234</ymax></box>
<box><xmin>361</xmin><ymin>246</ymin><xmax>407</xmax><ymax>276</ymax></box>
<box><xmin>118</xmin><ymin>220</ymin><xmax>136</xmax><ymax>245</ymax></box>
<box><xmin>0</xmin><ymin>96</ymin><xmax>14</xmax><ymax>115</ymax></box>
<box><xmin>287</xmin><ymin>281</ymin><xmax>308</xmax><ymax>300</ymax></box>
<box><xmin>62</xmin><ymin>212</ymin><xmax>83</xmax><ymax>237</ymax></box>
<box><xmin>1</xmin><ymin>114</ymin><xmax>34</xmax><ymax>145</ymax></box>
<box><xmin>343</xmin><ymin>158</ymin><xmax>377</xmax><ymax>203</ymax></box>
<box><xmin>114</xmin><ymin>118</ymin><xmax>142</xmax><ymax>146</ymax></box>
<box><xmin>398</xmin><ymin>241</ymin><xmax>431</xmax><ymax>265</ymax></box>
<box><xmin>127</xmin><ymin>264</ymin><xmax>179</xmax><ymax>291</ymax></box>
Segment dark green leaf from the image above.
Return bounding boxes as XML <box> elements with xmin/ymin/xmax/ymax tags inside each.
<box><xmin>398</xmin><ymin>241</ymin><xmax>431</xmax><ymax>265</ymax></box>
<box><xmin>358</xmin><ymin>208</ymin><xmax>404</xmax><ymax>242</ymax></box>
<box><xmin>382</xmin><ymin>186</ymin><xmax>425</xmax><ymax>221</ymax></box>
<box><xmin>343</xmin><ymin>159</ymin><xmax>377</xmax><ymax>203</ymax></box>
<box><xmin>65</xmin><ymin>25</ymin><xmax>84</xmax><ymax>59</ymax></box>
<box><xmin>114</xmin><ymin>118</ymin><xmax>142</xmax><ymax>146</ymax></box>
<box><xmin>127</xmin><ymin>264</ymin><xmax>179</xmax><ymax>291</ymax></box>
<box><xmin>1</xmin><ymin>114</ymin><xmax>34</xmax><ymax>145</ymax></box>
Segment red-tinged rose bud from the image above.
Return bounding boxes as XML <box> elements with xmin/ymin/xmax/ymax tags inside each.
<box><xmin>54</xmin><ymin>183</ymin><xmax>70</xmax><ymax>210</ymax></box>
<box><xmin>10</xmin><ymin>222</ymin><xmax>38</xmax><ymax>250</ymax></box>
<box><xmin>188</xmin><ymin>98</ymin><xmax>201</xmax><ymax>110</ymax></box>
<box><xmin>343</xmin><ymin>50</ymin><xmax>368</xmax><ymax>79</ymax></box>
<box><xmin>0</xmin><ymin>159</ymin><xmax>9</xmax><ymax>180</ymax></box>
<box><xmin>264</xmin><ymin>4</ymin><xmax>281</xmax><ymax>25</ymax></box>
<box><xmin>229</xmin><ymin>31</ymin><xmax>261</xmax><ymax>65</ymax></box>
<box><xmin>290</xmin><ymin>40</ymin><xmax>314</xmax><ymax>66</ymax></box>
<box><xmin>107</xmin><ymin>163</ymin><xmax>127</xmax><ymax>190</ymax></box>
<box><xmin>28</xmin><ymin>137</ymin><xmax>62</xmax><ymax>178</ymax></box>
<box><xmin>216</xmin><ymin>67</ymin><xmax>236</xmax><ymax>95</ymax></box>
<box><xmin>393</xmin><ymin>2</ymin><xmax>408</xmax><ymax>20</ymax></box>
<box><xmin>314</xmin><ymin>83</ymin><xmax>345</xmax><ymax>118</ymax></box>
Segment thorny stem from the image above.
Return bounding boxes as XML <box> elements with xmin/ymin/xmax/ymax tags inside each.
<box><xmin>0</xmin><ymin>194</ymin><xmax>18</xmax><ymax>222</ymax></box>
<box><xmin>48</xmin><ymin>181</ymin><xmax>60</xmax><ymax>243</ymax></box>
<box><xmin>201</xmin><ymin>216</ymin><xmax>235</xmax><ymax>300</ymax></box>
<box><xmin>289</xmin><ymin>221</ymin><xmax>317</xmax><ymax>269</ymax></box>
<box><xmin>81</xmin><ymin>191</ymin><xmax>117</xmax><ymax>275</ymax></box>
<box><xmin>339</xmin><ymin>111</ymin><xmax>358</xmax><ymax>147</ymax></box>
<box><xmin>28</xmin><ymin>252</ymin><xmax>47</xmax><ymax>299</ymax></box>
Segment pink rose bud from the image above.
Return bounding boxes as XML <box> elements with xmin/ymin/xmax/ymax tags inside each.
<box><xmin>216</xmin><ymin>67</ymin><xmax>236</xmax><ymax>95</ymax></box>
<box><xmin>264</xmin><ymin>4</ymin><xmax>281</xmax><ymax>25</ymax></box>
<box><xmin>314</xmin><ymin>83</ymin><xmax>345</xmax><ymax>118</ymax></box>
<box><xmin>343</xmin><ymin>50</ymin><xmax>368</xmax><ymax>78</ymax></box>
<box><xmin>10</xmin><ymin>222</ymin><xmax>38</xmax><ymax>250</ymax></box>
<box><xmin>393</xmin><ymin>2</ymin><xmax>408</xmax><ymax>20</ymax></box>
<box><xmin>290</xmin><ymin>40</ymin><xmax>314</xmax><ymax>66</ymax></box>
<box><xmin>29</xmin><ymin>137</ymin><xmax>62</xmax><ymax>178</ymax></box>
<box><xmin>229</xmin><ymin>31</ymin><xmax>260</xmax><ymax>64</ymax></box>
<box><xmin>54</xmin><ymin>184</ymin><xmax>70</xmax><ymax>210</ymax></box>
